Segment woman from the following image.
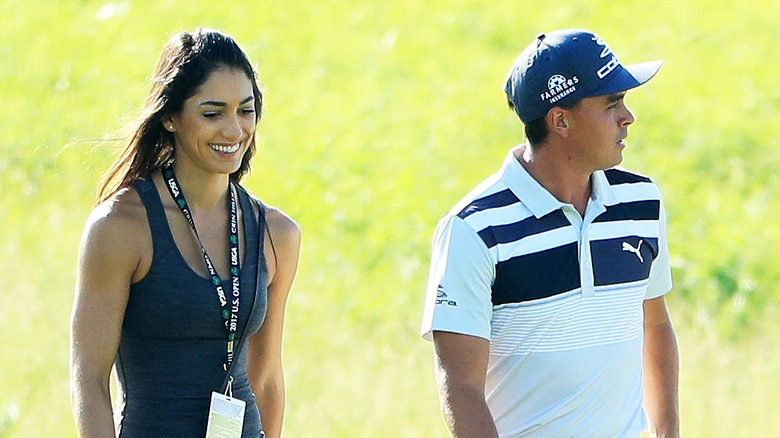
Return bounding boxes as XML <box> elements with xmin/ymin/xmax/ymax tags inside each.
<box><xmin>70</xmin><ymin>29</ymin><xmax>300</xmax><ymax>438</ymax></box>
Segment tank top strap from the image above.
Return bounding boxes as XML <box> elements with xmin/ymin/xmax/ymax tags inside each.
<box><xmin>133</xmin><ymin>178</ymin><xmax>177</xmax><ymax>259</ymax></box>
<box><xmin>223</xmin><ymin>184</ymin><xmax>269</xmax><ymax>393</ymax></box>
<box><xmin>235</xmin><ymin>184</ymin><xmax>259</xmax><ymax>254</ymax></box>
<box><xmin>234</xmin><ymin>184</ymin><xmax>268</xmax><ymax>291</ymax></box>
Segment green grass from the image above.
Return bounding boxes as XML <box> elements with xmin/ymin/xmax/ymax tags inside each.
<box><xmin>1</xmin><ymin>0</ymin><xmax>779</xmax><ymax>436</ymax></box>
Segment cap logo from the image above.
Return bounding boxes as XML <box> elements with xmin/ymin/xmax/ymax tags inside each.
<box><xmin>592</xmin><ymin>36</ymin><xmax>621</xmax><ymax>79</ymax></box>
<box><xmin>541</xmin><ymin>74</ymin><xmax>579</xmax><ymax>104</ymax></box>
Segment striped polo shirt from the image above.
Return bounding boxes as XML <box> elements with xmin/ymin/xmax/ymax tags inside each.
<box><xmin>421</xmin><ymin>146</ymin><xmax>672</xmax><ymax>437</ymax></box>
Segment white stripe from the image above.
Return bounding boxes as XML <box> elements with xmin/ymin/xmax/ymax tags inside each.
<box><xmin>495</xmin><ymin>227</ymin><xmax>577</xmax><ymax>263</ymax></box>
<box><xmin>464</xmin><ymin>202</ymin><xmax>533</xmax><ymax>231</ymax></box>
<box><xmin>489</xmin><ymin>281</ymin><xmax>648</xmax><ymax>355</ymax></box>
<box><xmin>589</xmin><ymin>220</ymin><xmax>659</xmax><ymax>241</ymax></box>
<box><xmin>610</xmin><ymin>181</ymin><xmax>660</xmax><ymax>202</ymax></box>
<box><xmin>450</xmin><ymin>175</ymin><xmax>505</xmax><ymax>215</ymax></box>
<box><xmin>487</xmin><ymin>246</ymin><xmax>499</xmax><ymax>265</ymax></box>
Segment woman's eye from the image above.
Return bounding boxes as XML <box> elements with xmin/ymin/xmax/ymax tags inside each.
<box><xmin>241</xmin><ymin>108</ymin><xmax>256</xmax><ymax>115</ymax></box>
<box><xmin>203</xmin><ymin>112</ymin><xmax>221</xmax><ymax>118</ymax></box>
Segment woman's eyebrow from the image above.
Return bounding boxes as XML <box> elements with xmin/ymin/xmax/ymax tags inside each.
<box><xmin>198</xmin><ymin>95</ymin><xmax>254</xmax><ymax>107</ymax></box>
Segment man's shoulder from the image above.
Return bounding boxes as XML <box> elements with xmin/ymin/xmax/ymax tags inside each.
<box><xmin>604</xmin><ymin>167</ymin><xmax>654</xmax><ymax>185</ymax></box>
<box><xmin>438</xmin><ymin>174</ymin><xmax>534</xmax><ymax>252</ymax></box>
<box><xmin>449</xmin><ymin>174</ymin><xmax>517</xmax><ymax>219</ymax></box>
<box><xmin>603</xmin><ymin>167</ymin><xmax>664</xmax><ymax>200</ymax></box>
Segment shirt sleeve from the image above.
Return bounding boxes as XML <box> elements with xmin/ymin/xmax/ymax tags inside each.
<box><xmin>420</xmin><ymin>215</ymin><xmax>495</xmax><ymax>342</ymax></box>
<box><xmin>645</xmin><ymin>196</ymin><xmax>673</xmax><ymax>299</ymax></box>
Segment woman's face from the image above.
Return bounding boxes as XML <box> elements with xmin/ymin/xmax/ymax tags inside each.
<box><xmin>166</xmin><ymin>67</ymin><xmax>257</xmax><ymax>177</ymax></box>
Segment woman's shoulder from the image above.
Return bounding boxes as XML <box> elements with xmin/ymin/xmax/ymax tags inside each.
<box><xmin>79</xmin><ymin>186</ymin><xmax>152</xmax><ymax>280</ymax></box>
<box><xmin>254</xmin><ymin>200</ymin><xmax>301</xmax><ymax>262</ymax></box>
<box><xmin>241</xmin><ymin>190</ymin><xmax>300</xmax><ymax>241</ymax></box>
<box><xmin>256</xmin><ymin>202</ymin><xmax>300</xmax><ymax>289</ymax></box>
<box><xmin>264</xmin><ymin>205</ymin><xmax>301</xmax><ymax>241</ymax></box>
<box><xmin>84</xmin><ymin>186</ymin><xmax>149</xmax><ymax>242</ymax></box>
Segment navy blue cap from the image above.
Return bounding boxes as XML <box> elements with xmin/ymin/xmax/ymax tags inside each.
<box><xmin>504</xmin><ymin>29</ymin><xmax>663</xmax><ymax>123</ymax></box>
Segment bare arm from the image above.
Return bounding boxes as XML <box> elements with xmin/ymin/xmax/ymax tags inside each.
<box><xmin>642</xmin><ymin>296</ymin><xmax>680</xmax><ymax>438</ymax></box>
<box><xmin>433</xmin><ymin>331</ymin><xmax>498</xmax><ymax>438</ymax></box>
<box><xmin>247</xmin><ymin>208</ymin><xmax>301</xmax><ymax>438</ymax></box>
<box><xmin>70</xmin><ymin>196</ymin><xmax>146</xmax><ymax>437</ymax></box>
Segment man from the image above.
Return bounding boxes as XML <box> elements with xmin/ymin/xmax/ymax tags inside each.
<box><xmin>421</xmin><ymin>29</ymin><xmax>679</xmax><ymax>437</ymax></box>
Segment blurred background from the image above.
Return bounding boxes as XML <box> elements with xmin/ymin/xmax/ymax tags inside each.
<box><xmin>1</xmin><ymin>0</ymin><xmax>778</xmax><ymax>436</ymax></box>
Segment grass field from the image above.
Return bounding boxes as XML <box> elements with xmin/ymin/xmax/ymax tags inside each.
<box><xmin>1</xmin><ymin>0</ymin><xmax>779</xmax><ymax>436</ymax></box>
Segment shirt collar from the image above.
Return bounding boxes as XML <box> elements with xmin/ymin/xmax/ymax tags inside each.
<box><xmin>500</xmin><ymin>145</ymin><xmax>620</xmax><ymax>219</ymax></box>
<box><xmin>590</xmin><ymin>167</ymin><xmax>620</xmax><ymax>207</ymax></box>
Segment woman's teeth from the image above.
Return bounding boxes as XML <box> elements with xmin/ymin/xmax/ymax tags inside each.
<box><xmin>210</xmin><ymin>143</ymin><xmax>240</xmax><ymax>153</ymax></box>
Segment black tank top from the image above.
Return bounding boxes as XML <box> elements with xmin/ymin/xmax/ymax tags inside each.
<box><xmin>115</xmin><ymin>178</ymin><xmax>268</xmax><ymax>437</ymax></box>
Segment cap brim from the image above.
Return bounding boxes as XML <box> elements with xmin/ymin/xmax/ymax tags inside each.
<box><xmin>589</xmin><ymin>60</ymin><xmax>663</xmax><ymax>97</ymax></box>
<box><xmin>626</xmin><ymin>60</ymin><xmax>663</xmax><ymax>85</ymax></box>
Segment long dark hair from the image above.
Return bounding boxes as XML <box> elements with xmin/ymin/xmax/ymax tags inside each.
<box><xmin>96</xmin><ymin>28</ymin><xmax>263</xmax><ymax>203</ymax></box>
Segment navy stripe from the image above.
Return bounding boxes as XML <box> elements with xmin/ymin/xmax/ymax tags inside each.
<box><xmin>591</xmin><ymin>237</ymin><xmax>658</xmax><ymax>286</ymax></box>
<box><xmin>594</xmin><ymin>200</ymin><xmax>660</xmax><ymax>223</ymax></box>
<box><xmin>458</xmin><ymin>189</ymin><xmax>519</xmax><ymax>219</ymax></box>
<box><xmin>604</xmin><ymin>168</ymin><xmax>651</xmax><ymax>185</ymax></box>
<box><xmin>492</xmin><ymin>243</ymin><xmax>580</xmax><ymax>305</ymax></box>
<box><xmin>477</xmin><ymin>210</ymin><xmax>570</xmax><ymax>249</ymax></box>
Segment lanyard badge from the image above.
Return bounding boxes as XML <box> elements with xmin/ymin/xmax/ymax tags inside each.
<box><xmin>206</xmin><ymin>376</ymin><xmax>246</xmax><ymax>437</ymax></box>
<box><xmin>162</xmin><ymin>163</ymin><xmax>241</xmax><ymax>371</ymax></box>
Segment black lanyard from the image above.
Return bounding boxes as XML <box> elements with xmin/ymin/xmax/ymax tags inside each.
<box><xmin>162</xmin><ymin>163</ymin><xmax>240</xmax><ymax>371</ymax></box>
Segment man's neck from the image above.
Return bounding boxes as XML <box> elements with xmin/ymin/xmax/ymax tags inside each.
<box><xmin>516</xmin><ymin>144</ymin><xmax>592</xmax><ymax>215</ymax></box>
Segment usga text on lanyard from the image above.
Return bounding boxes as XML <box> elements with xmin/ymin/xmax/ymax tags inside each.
<box><xmin>162</xmin><ymin>162</ymin><xmax>241</xmax><ymax>371</ymax></box>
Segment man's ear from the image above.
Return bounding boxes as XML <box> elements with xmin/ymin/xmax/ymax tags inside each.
<box><xmin>547</xmin><ymin>107</ymin><xmax>569</xmax><ymax>137</ymax></box>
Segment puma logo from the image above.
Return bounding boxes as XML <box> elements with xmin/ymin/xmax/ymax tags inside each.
<box><xmin>622</xmin><ymin>240</ymin><xmax>644</xmax><ymax>263</ymax></box>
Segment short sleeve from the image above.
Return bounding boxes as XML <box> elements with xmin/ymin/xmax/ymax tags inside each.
<box><xmin>645</xmin><ymin>197</ymin><xmax>673</xmax><ymax>299</ymax></box>
<box><xmin>420</xmin><ymin>215</ymin><xmax>495</xmax><ymax>342</ymax></box>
